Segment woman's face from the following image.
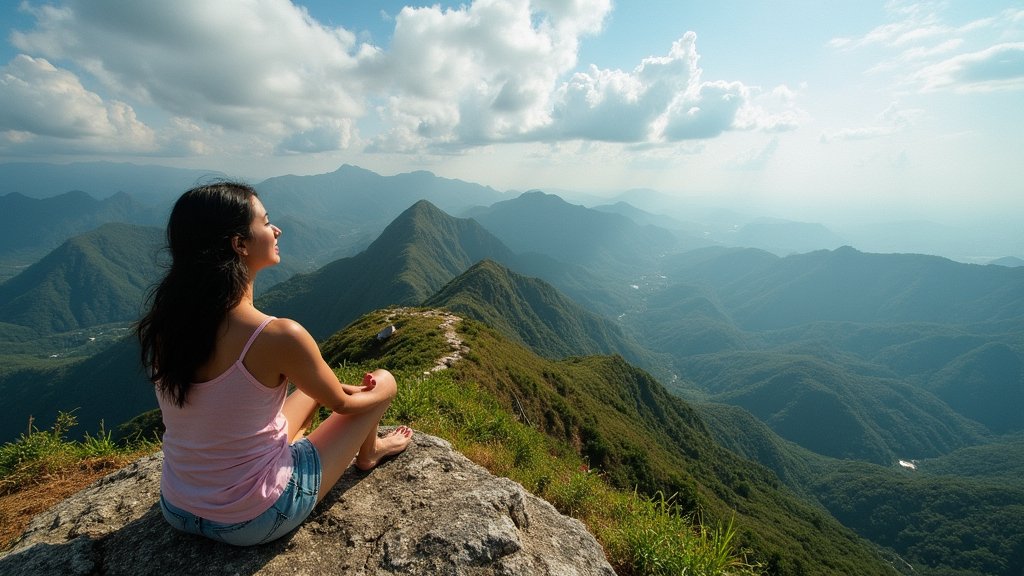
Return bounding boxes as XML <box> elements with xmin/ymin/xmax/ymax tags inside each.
<box><xmin>241</xmin><ymin>196</ymin><xmax>281</xmax><ymax>273</ymax></box>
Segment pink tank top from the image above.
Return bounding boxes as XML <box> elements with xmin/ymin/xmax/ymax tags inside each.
<box><xmin>157</xmin><ymin>316</ymin><xmax>293</xmax><ymax>523</ymax></box>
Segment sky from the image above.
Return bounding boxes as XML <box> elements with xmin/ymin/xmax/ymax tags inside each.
<box><xmin>1</xmin><ymin>0</ymin><xmax>1022</xmax><ymax>230</ymax></box>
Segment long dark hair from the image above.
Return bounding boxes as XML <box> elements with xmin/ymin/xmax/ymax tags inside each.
<box><xmin>137</xmin><ymin>181</ymin><xmax>257</xmax><ymax>407</ymax></box>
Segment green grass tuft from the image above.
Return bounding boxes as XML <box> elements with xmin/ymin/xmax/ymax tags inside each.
<box><xmin>0</xmin><ymin>411</ymin><xmax>157</xmax><ymax>495</ymax></box>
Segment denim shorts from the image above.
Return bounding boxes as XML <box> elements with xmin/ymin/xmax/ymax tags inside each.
<box><xmin>160</xmin><ymin>438</ymin><xmax>322</xmax><ymax>546</ymax></box>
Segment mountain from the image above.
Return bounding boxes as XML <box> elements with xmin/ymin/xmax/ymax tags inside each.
<box><xmin>5</xmin><ymin>190</ymin><xmax>1020</xmax><ymax>574</ymax></box>
<box><xmin>423</xmin><ymin>259</ymin><xmax>669</xmax><ymax>377</ymax></box>
<box><xmin>990</xmin><ymin>256</ymin><xmax>1024</xmax><ymax>267</ymax></box>
<box><xmin>258</xmin><ymin>200</ymin><xmax>518</xmax><ymax>340</ymax></box>
<box><xmin>926</xmin><ymin>342</ymin><xmax>1024</xmax><ymax>433</ymax></box>
<box><xmin>678</xmin><ymin>351</ymin><xmax>986</xmax><ymax>463</ymax></box>
<box><xmin>624</xmin><ymin>245</ymin><xmax>1021</xmax><ymax>463</ymax></box>
<box><xmin>663</xmin><ymin>245</ymin><xmax>1024</xmax><ymax>330</ymax></box>
<box><xmin>692</xmin><ymin>401</ymin><xmax>828</xmax><ymax>497</ymax></box>
<box><xmin>727</xmin><ymin>217</ymin><xmax>848</xmax><ymax>256</ymax></box>
<box><xmin>0</xmin><ymin>223</ymin><xmax>163</xmax><ymax>334</ymax></box>
<box><xmin>255</xmin><ymin>164</ymin><xmax>509</xmax><ymax>266</ymax></box>
<box><xmin>3</xmin><ymin>163</ymin><xmax>510</xmax><ymax>280</ymax></box>
<box><xmin>590</xmin><ymin>200</ymin><xmax>714</xmax><ymax>247</ymax></box>
<box><xmin>0</xmin><ymin>161</ymin><xmax>223</xmax><ymax>203</ymax></box>
<box><xmin>835</xmin><ymin>219</ymin><xmax>1020</xmax><ymax>263</ymax></box>
<box><xmin>466</xmin><ymin>190</ymin><xmax>680</xmax><ymax>277</ymax></box>
<box><xmin>812</xmin><ymin>460</ymin><xmax>1024</xmax><ymax>576</ymax></box>
<box><xmin>629</xmin><ymin>282</ymin><xmax>751</xmax><ymax>357</ymax></box>
<box><xmin>259</xmin><ymin>164</ymin><xmax>508</xmax><ymax>223</ymax></box>
<box><xmin>0</xmin><ymin>190</ymin><xmax>154</xmax><ymax>282</ymax></box>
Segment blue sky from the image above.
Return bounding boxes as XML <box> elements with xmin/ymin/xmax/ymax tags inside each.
<box><xmin>1</xmin><ymin>0</ymin><xmax>1022</xmax><ymax>231</ymax></box>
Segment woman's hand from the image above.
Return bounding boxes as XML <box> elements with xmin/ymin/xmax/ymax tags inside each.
<box><xmin>340</xmin><ymin>373</ymin><xmax>377</xmax><ymax>395</ymax></box>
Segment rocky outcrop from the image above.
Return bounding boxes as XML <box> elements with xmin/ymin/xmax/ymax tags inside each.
<box><xmin>0</xmin><ymin>433</ymin><xmax>615</xmax><ymax>575</ymax></box>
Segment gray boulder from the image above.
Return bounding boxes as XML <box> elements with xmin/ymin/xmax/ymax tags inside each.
<box><xmin>0</xmin><ymin>433</ymin><xmax>616</xmax><ymax>575</ymax></box>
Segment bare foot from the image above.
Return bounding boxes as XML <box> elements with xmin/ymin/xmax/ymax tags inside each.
<box><xmin>355</xmin><ymin>426</ymin><xmax>414</xmax><ymax>471</ymax></box>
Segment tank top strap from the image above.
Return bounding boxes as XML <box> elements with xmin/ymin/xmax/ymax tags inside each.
<box><xmin>239</xmin><ymin>316</ymin><xmax>276</xmax><ymax>361</ymax></box>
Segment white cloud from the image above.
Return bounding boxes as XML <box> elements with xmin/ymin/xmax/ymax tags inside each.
<box><xmin>0</xmin><ymin>54</ymin><xmax>154</xmax><ymax>151</ymax></box>
<box><xmin>820</xmin><ymin>101</ymin><xmax>923</xmax><ymax>143</ymax></box>
<box><xmin>915</xmin><ymin>42</ymin><xmax>1024</xmax><ymax>92</ymax></box>
<box><xmin>829</xmin><ymin>3</ymin><xmax>1024</xmax><ymax>93</ymax></box>
<box><xmin>546</xmin><ymin>32</ymin><xmax>800</xmax><ymax>144</ymax></box>
<box><xmin>12</xmin><ymin>0</ymin><xmax>365</xmax><ymax>145</ymax></box>
<box><xmin>276</xmin><ymin>120</ymin><xmax>356</xmax><ymax>154</ymax></box>
<box><xmin>366</xmin><ymin>0</ymin><xmax>612</xmax><ymax>149</ymax></box>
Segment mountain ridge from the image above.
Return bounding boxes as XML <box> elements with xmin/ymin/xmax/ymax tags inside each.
<box><xmin>258</xmin><ymin>200</ymin><xmax>518</xmax><ymax>340</ymax></box>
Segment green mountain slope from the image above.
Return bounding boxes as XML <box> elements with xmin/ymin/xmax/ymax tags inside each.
<box><xmin>813</xmin><ymin>461</ymin><xmax>1024</xmax><ymax>576</ymax></box>
<box><xmin>259</xmin><ymin>200</ymin><xmax>519</xmax><ymax>340</ymax></box>
<box><xmin>423</xmin><ymin>259</ymin><xmax>670</xmax><ymax>378</ymax></box>
<box><xmin>631</xmin><ymin>282</ymin><xmax>751</xmax><ymax>358</ymax></box>
<box><xmin>678</xmin><ymin>351</ymin><xmax>985</xmax><ymax>463</ymax></box>
<box><xmin>920</xmin><ymin>434</ymin><xmax>1024</xmax><ymax>480</ymax></box>
<box><xmin>0</xmin><ymin>223</ymin><xmax>162</xmax><ymax>334</ymax></box>
<box><xmin>0</xmin><ymin>191</ymin><xmax>150</xmax><ymax>282</ymax></box>
<box><xmin>636</xmin><ymin>245</ymin><xmax>1022</xmax><ymax>460</ymax></box>
<box><xmin>926</xmin><ymin>342</ymin><xmax>1024</xmax><ymax>433</ymax></box>
<box><xmin>694</xmin><ymin>402</ymin><xmax>829</xmax><ymax>497</ymax></box>
<box><xmin>0</xmin><ymin>335</ymin><xmax>155</xmax><ymax>444</ymax></box>
<box><xmin>256</xmin><ymin>164</ymin><xmax>509</xmax><ymax>266</ymax></box>
<box><xmin>321</xmin><ymin>308</ymin><xmax>894</xmax><ymax>575</ymax></box>
<box><xmin>698</xmin><ymin>399</ymin><xmax>1024</xmax><ymax>576</ymax></box>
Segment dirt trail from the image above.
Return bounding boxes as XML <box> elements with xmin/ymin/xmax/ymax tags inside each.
<box><xmin>383</xmin><ymin>308</ymin><xmax>468</xmax><ymax>373</ymax></box>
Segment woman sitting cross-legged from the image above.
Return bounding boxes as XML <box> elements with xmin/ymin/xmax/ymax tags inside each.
<box><xmin>136</xmin><ymin>181</ymin><xmax>413</xmax><ymax>546</ymax></box>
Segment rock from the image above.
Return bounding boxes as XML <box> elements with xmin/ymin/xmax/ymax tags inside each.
<box><xmin>0</xmin><ymin>433</ymin><xmax>616</xmax><ymax>575</ymax></box>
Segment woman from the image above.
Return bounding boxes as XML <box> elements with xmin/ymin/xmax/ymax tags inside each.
<box><xmin>136</xmin><ymin>181</ymin><xmax>412</xmax><ymax>546</ymax></box>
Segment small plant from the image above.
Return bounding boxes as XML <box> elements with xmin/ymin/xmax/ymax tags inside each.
<box><xmin>606</xmin><ymin>491</ymin><xmax>762</xmax><ymax>576</ymax></box>
<box><xmin>0</xmin><ymin>411</ymin><xmax>156</xmax><ymax>495</ymax></box>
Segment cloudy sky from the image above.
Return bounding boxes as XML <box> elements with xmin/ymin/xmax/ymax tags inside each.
<box><xmin>1</xmin><ymin>0</ymin><xmax>1022</xmax><ymax>227</ymax></box>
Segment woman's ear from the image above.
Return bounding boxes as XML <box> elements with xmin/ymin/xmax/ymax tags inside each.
<box><xmin>231</xmin><ymin>235</ymin><xmax>248</xmax><ymax>257</ymax></box>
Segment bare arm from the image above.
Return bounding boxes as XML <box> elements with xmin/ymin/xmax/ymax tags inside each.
<box><xmin>268</xmin><ymin>318</ymin><xmax>387</xmax><ymax>415</ymax></box>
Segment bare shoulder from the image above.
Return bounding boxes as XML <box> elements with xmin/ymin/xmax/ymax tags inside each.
<box><xmin>259</xmin><ymin>317</ymin><xmax>318</xmax><ymax>352</ymax></box>
<box><xmin>263</xmin><ymin>317</ymin><xmax>310</xmax><ymax>337</ymax></box>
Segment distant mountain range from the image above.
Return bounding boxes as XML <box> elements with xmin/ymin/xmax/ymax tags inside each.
<box><xmin>0</xmin><ymin>161</ymin><xmax>224</xmax><ymax>203</ymax></box>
